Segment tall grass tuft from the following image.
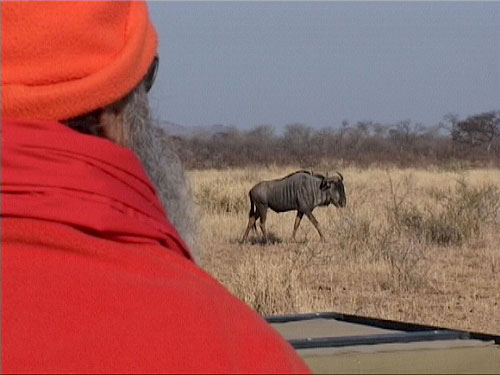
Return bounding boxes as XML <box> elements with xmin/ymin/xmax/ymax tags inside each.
<box><xmin>398</xmin><ymin>177</ymin><xmax>499</xmax><ymax>245</ymax></box>
<box><xmin>195</xmin><ymin>182</ymin><xmax>247</xmax><ymax>214</ymax></box>
<box><xmin>228</xmin><ymin>244</ymin><xmax>330</xmax><ymax>315</ymax></box>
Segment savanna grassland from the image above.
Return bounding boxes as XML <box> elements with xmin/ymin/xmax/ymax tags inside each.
<box><xmin>188</xmin><ymin>166</ymin><xmax>500</xmax><ymax>335</ymax></box>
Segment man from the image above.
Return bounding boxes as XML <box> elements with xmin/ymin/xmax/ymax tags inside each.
<box><xmin>1</xmin><ymin>2</ymin><xmax>309</xmax><ymax>373</ymax></box>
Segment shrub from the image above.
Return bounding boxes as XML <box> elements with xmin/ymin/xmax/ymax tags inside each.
<box><xmin>396</xmin><ymin>178</ymin><xmax>499</xmax><ymax>246</ymax></box>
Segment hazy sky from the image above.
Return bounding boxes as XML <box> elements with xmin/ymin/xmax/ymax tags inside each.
<box><xmin>148</xmin><ymin>1</ymin><xmax>500</xmax><ymax>130</ymax></box>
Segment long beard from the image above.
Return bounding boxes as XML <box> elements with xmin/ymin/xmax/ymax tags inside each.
<box><xmin>122</xmin><ymin>85</ymin><xmax>199</xmax><ymax>262</ymax></box>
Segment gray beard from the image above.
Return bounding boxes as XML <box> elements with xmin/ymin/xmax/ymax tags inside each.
<box><xmin>122</xmin><ymin>85</ymin><xmax>199</xmax><ymax>262</ymax></box>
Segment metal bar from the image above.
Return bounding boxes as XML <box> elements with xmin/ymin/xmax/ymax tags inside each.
<box><xmin>266</xmin><ymin>312</ymin><xmax>341</xmax><ymax>324</ymax></box>
<box><xmin>289</xmin><ymin>330</ymin><xmax>469</xmax><ymax>350</ymax></box>
<box><xmin>267</xmin><ymin>311</ymin><xmax>435</xmax><ymax>331</ymax></box>
<box><xmin>266</xmin><ymin>312</ymin><xmax>500</xmax><ymax>345</ymax></box>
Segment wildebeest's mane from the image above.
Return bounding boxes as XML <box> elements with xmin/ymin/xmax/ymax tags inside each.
<box><xmin>279</xmin><ymin>170</ymin><xmax>325</xmax><ymax>180</ymax></box>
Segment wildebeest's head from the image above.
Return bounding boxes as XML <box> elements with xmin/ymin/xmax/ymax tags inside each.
<box><xmin>320</xmin><ymin>171</ymin><xmax>346</xmax><ymax>208</ymax></box>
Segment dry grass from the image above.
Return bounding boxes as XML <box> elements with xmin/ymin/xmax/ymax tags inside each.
<box><xmin>187</xmin><ymin>166</ymin><xmax>500</xmax><ymax>335</ymax></box>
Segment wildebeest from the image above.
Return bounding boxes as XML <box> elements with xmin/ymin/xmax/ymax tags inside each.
<box><xmin>241</xmin><ymin>170</ymin><xmax>346</xmax><ymax>242</ymax></box>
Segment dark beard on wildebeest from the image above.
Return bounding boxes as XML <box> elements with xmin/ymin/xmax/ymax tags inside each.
<box><xmin>122</xmin><ymin>84</ymin><xmax>199</xmax><ymax>262</ymax></box>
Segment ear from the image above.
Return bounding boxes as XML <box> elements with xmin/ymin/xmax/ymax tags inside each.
<box><xmin>99</xmin><ymin>109</ymin><xmax>126</xmax><ymax>146</ymax></box>
<box><xmin>99</xmin><ymin>97</ymin><xmax>129</xmax><ymax>146</ymax></box>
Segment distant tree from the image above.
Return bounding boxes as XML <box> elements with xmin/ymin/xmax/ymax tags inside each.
<box><xmin>452</xmin><ymin>111</ymin><xmax>500</xmax><ymax>152</ymax></box>
<box><xmin>247</xmin><ymin>125</ymin><xmax>275</xmax><ymax>141</ymax></box>
<box><xmin>283</xmin><ymin>123</ymin><xmax>313</xmax><ymax>154</ymax></box>
<box><xmin>355</xmin><ymin>120</ymin><xmax>372</xmax><ymax>137</ymax></box>
<box><xmin>284</xmin><ymin>123</ymin><xmax>312</xmax><ymax>140</ymax></box>
<box><xmin>372</xmin><ymin>123</ymin><xmax>389</xmax><ymax>138</ymax></box>
<box><xmin>244</xmin><ymin>125</ymin><xmax>276</xmax><ymax>163</ymax></box>
<box><xmin>310</xmin><ymin>126</ymin><xmax>337</xmax><ymax>158</ymax></box>
<box><xmin>442</xmin><ymin>113</ymin><xmax>460</xmax><ymax>133</ymax></box>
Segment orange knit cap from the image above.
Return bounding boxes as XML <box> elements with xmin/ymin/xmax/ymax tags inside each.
<box><xmin>1</xmin><ymin>1</ymin><xmax>158</xmax><ymax>121</ymax></box>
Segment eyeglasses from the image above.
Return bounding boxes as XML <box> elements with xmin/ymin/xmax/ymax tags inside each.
<box><xmin>144</xmin><ymin>56</ymin><xmax>159</xmax><ymax>93</ymax></box>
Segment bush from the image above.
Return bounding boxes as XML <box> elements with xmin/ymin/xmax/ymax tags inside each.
<box><xmin>397</xmin><ymin>179</ymin><xmax>499</xmax><ymax>246</ymax></box>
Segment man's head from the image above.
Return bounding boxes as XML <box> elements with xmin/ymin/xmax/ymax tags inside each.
<box><xmin>2</xmin><ymin>1</ymin><xmax>199</xmax><ymax>260</ymax></box>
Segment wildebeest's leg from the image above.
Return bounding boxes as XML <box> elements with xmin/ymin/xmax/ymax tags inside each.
<box><xmin>292</xmin><ymin>212</ymin><xmax>304</xmax><ymax>241</ymax></box>
<box><xmin>242</xmin><ymin>216</ymin><xmax>255</xmax><ymax>242</ymax></box>
<box><xmin>305</xmin><ymin>212</ymin><xmax>325</xmax><ymax>241</ymax></box>
<box><xmin>257</xmin><ymin>204</ymin><xmax>268</xmax><ymax>242</ymax></box>
<box><xmin>242</xmin><ymin>199</ymin><xmax>258</xmax><ymax>242</ymax></box>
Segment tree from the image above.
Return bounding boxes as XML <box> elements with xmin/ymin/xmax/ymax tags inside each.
<box><xmin>452</xmin><ymin>111</ymin><xmax>500</xmax><ymax>152</ymax></box>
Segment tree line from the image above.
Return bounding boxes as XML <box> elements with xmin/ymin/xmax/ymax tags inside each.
<box><xmin>167</xmin><ymin>111</ymin><xmax>500</xmax><ymax>169</ymax></box>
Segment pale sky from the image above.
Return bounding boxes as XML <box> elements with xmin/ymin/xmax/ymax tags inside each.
<box><xmin>148</xmin><ymin>1</ymin><xmax>500</xmax><ymax>130</ymax></box>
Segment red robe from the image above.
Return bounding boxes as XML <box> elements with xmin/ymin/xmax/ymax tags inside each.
<box><xmin>1</xmin><ymin>118</ymin><xmax>309</xmax><ymax>374</ymax></box>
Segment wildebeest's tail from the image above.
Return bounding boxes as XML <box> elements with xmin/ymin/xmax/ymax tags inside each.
<box><xmin>249</xmin><ymin>196</ymin><xmax>257</xmax><ymax>231</ymax></box>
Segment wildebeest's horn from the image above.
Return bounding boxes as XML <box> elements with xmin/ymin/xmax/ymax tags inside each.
<box><xmin>336</xmin><ymin>171</ymin><xmax>344</xmax><ymax>181</ymax></box>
